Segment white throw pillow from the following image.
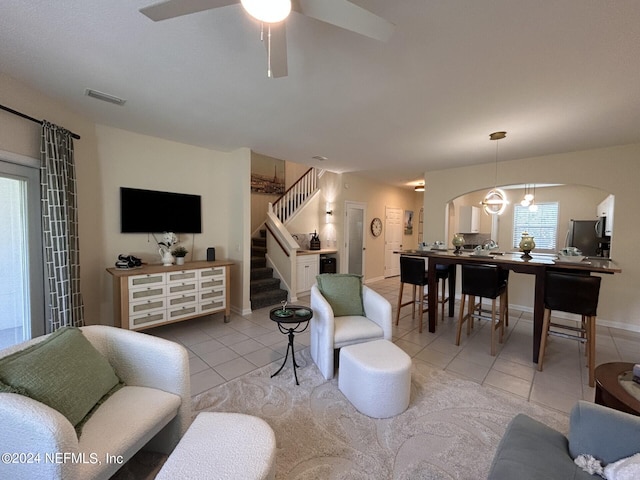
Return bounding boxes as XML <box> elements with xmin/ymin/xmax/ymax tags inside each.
<box><xmin>604</xmin><ymin>452</ymin><xmax>640</xmax><ymax>480</ymax></box>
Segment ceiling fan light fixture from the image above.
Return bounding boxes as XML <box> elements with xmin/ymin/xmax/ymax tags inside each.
<box><xmin>241</xmin><ymin>0</ymin><xmax>291</xmax><ymax>23</ymax></box>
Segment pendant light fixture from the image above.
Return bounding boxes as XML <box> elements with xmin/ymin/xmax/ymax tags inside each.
<box><xmin>528</xmin><ymin>184</ymin><xmax>538</xmax><ymax>212</ymax></box>
<box><xmin>520</xmin><ymin>184</ymin><xmax>534</xmax><ymax>207</ymax></box>
<box><xmin>481</xmin><ymin>131</ymin><xmax>509</xmax><ymax>215</ymax></box>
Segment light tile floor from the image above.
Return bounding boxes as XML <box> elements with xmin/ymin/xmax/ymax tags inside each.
<box><xmin>147</xmin><ymin>276</ymin><xmax>640</xmax><ymax>415</ymax></box>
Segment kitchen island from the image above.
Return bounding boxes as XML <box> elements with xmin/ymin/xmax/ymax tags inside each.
<box><xmin>397</xmin><ymin>250</ymin><xmax>621</xmax><ymax>363</ymax></box>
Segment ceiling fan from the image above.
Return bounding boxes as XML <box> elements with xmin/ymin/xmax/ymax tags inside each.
<box><xmin>139</xmin><ymin>0</ymin><xmax>395</xmax><ymax>78</ymax></box>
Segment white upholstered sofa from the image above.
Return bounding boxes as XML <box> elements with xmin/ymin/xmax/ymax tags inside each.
<box><xmin>310</xmin><ymin>282</ymin><xmax>392</xmax><ymax>380</ymax></box>
<box><xmin>0</xmin><ymin>325</ymin><xmax>191</xmax><ymax>480</ymax></box>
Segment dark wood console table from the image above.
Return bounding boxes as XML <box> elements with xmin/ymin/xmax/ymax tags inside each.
<box><xmin>397</xmin><ymin>250</ymin><xmax>621</xmax><ymax>363</ymax></box>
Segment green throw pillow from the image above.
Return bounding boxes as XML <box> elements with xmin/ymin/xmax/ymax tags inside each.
<box><xmin>316</xmin><ymin>273</ymin><xmax>365</xmax><ymax>317</ymax></box>
<box><xmin>0</xmin><ymin>326</ymin><xmax>123</xmax><ymax>433</ymax></box>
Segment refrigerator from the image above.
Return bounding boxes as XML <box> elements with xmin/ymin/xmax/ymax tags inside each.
<box><xmin>566</xmin><ymin>220</ymin><xmax>601</xmax><ymax>257</ymax></box>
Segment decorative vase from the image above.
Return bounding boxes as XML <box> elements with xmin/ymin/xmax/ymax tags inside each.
<box><xmin>519</xmin><ymin>232</ymin><xmax>536</xmax><ymax>258</ymax></box>
<box><xmin>452</xmin><ymin>233</ymin><xmax>465</xmax><ymax>254</ymax></box>
<box><xmin>176</xmin><ymin>257</ymin><xmax>185</xmax><ymax>266</ymax></box>
<box><xmin>159</xmin><ymin>248</ymin><xmax>174</xmax><ymax>266</ymax></box>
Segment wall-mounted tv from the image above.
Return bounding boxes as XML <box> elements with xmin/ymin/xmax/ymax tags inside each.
<box><xmin>120</xmin><ymin>187</ymin><xmax>202</xmax><ymax>233</ymax></box>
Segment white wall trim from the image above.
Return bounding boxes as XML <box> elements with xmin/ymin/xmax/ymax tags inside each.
<box><xmin>0</xmin><ymin>149</ymin><xmax>38</xmax><ymax>168</ymax></box>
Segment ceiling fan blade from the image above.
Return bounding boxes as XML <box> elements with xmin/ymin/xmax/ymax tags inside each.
<box><xmin>140</xmin><ymin>0</ymin><xmax>238</xmax><ymax>21</ymax></box>
<box><xmin>264</xmin><ymin>23</ymin><xmax>288</xmax><ymax>78</ymax></box>
<box><xmin>296</xmin><ymin>0</ymin><xmax>394</xmax><ymax>42</ymax></box>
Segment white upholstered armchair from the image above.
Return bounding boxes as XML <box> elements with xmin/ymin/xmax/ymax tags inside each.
<box><xmin>0</xmin><ymin>325</ymin><xmax>191</xmax><ymax>480</ymax></box>
<box><xmin>310</xmin><ymin>283</ymin><xmax>392</xmax><ymax>380</ymax></box>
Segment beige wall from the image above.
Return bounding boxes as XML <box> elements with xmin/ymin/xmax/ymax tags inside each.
<box><xmin>94</xmin><ymin>125</ymin><xmax>251</xmax><ymax>318</ymax></box>
<box><xmin>0</xmin><ymin>73</ymin><xmax>252</xmax><ymax>325</ymax></box>
<box><xmin>424</xmin><ymin>145</ymin><xmax>640</xmax><ymax>331</ymax></box>
<box><xmin>325</xmin><ymin>172</ymin><xmax>422</xmax><ymax>281</ymax></box>
<box><xmin>450</xmin><ymin>184</ymin><xmax>609</xmax><ymax>252</ymax></box>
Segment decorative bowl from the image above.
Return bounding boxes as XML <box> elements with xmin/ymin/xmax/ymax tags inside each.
<box><xmin>557</xmin><ymin>254</ymin><xmax>585</xmax><ymax>263</ymax></box>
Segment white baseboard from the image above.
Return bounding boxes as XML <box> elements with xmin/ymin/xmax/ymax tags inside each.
<box><xmin>365</xmin><ymin>276</ymin><xmax>386</xmax><ymax>284</ymax></box>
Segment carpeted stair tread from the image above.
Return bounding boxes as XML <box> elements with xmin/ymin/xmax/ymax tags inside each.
<box><xmin>251</xmin><ymin>256</ymin><xmax>267</xmax><ymax>269</ymax></box>
<box><xmin>251</xmin><ymin>289</ymin><xmax>288</xmax><ymax>310</ymax></box>
<box><xmin>251</xmin><ymin>246</ymin><xmax>267</xmax><ymax>257</ymax></box>
<box><xmin>251</xmin><ymin>267</ymin><xmax>274</xmax><ymax>281</ymax></box>
<box><xmin>252</xmin><ymin>237</ymin><xmax>267</xmax><ymax>247</ymax></box>
<box><xmin>250</xmin><ymin>277</ymin><xmax>281</xmax><ymax>294</ymax></box>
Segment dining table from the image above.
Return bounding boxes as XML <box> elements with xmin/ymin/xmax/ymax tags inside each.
<box><xmin>397</xmin><ymin>249</ymin><xmax>621</xmax><ymax>363</ymax></box>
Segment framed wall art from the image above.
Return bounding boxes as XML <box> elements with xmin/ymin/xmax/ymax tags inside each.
<box><xmin>404</xmin><ymin>210</ymin><xmax>414</xmax><ymax>235</ymax></box>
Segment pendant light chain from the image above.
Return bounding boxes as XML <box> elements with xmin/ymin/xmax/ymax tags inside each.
<box><xmin>494</xmin><ymin>138</ymin><xmax>499</xmax><ymax>188</ymax></box>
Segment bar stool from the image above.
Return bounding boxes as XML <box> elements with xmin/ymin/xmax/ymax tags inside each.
<box><xmin>474</xmin><ymin>269</ymin><xmax>510</xmax><ymax>328</ymax></box>
<box><xmin>435</xmin><ymin>264</ymin><xmax>450</xmax><ymax>323</ymax></box>
<box><xmin>537</xmin><ymin>271</ymin><xmax>601</xmax><ymax>387</ymax></box>
<box><xmin>396</xmin><ymin>256</ymin><xmax>429</xmax><ymax>332</ymax></box>
<box><xmin>456</xmin><ymin>264</ymin><xmax>508</xmax><ymax>356</ymax></box>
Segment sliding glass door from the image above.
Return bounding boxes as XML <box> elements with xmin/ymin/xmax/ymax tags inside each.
<box><xmin>0</xmin><ymin>159</ymin><xmax>44</xmax><ymax>348</ymax></box>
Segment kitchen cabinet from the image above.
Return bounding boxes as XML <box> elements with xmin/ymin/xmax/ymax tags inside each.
<box><xmin>107</xmin><ymin>260</ymin><xmax>233</xmax><ymax>330</ymax></box>
<box><xmin>458</xmin><ymin>205</ymin><xmax>480</xmax><ymax>234</ymax></box>
<box><xmin>596</xmin><ymin>194</ymin><xmax>614</xmax><ymax>236</ymax></box>
<box><xmin>297</xmin><ymin>254</ymin><xmax>319</xmax><ymax>294</ymax></box>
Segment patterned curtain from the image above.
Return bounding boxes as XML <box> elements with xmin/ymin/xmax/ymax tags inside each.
<box><xmin>40</xmin><ymin>121</ymin><xmax>84</xmax><ymax>330</ymax></box>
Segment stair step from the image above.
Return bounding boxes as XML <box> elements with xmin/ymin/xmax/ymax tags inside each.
<box><xmin>251</xmin><ymin>267</ymin><xmax>274</xmax><ymax>280</ymax></box>
<box><xmin>251</xmin><ymin>256</ymin><xmax>267</xmax><ymax>269</ymax></box>
<box><xmin>251</xmin><ymin>289</ymin><xmax>288</xmax><ymax>310</ymax></box>
<box><xmin>259</xmin><ymin>229</ymin><xmax>266</xmax><ymax>238</ymax></box>
<box><xmin>252</xmin><ymin>237</ymin><xmax>266</xmax><ymax>247</ymax></box>
<box><xmin>250</xmin><ymin>277</ymin><xmax>281</xmax><ymax>294</ymax></box>
<box><xmin>251</xmin><ymin>246</ymin><xmax>267</xmax><ymax>257</ymax></box>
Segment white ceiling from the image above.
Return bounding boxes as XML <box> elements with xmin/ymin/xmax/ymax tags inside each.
<box><xmin>2</xmin><ymin>1</ymin><xmax>639</xmax><ymax>188</ymax></box>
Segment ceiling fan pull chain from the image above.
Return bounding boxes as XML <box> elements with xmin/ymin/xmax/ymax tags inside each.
<box><xmin>267</xmin><ymin>23</ymin><xmax>273</xmax><ymax>78</ymax></box>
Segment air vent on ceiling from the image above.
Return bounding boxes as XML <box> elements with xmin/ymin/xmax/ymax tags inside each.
<box><xmin>85</xmin><ymin>88</ymin><xmax>126</xmax><ymax>106</ymax></box>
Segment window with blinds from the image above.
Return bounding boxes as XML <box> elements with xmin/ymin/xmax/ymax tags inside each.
<box><xmin>512</xmin><ymin>202</ymin><xmax>559</xmax><ymax>251</ymax></box>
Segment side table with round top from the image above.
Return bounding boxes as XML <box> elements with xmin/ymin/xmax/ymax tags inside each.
<box><xmin>269</xmin><ymin>305</ymin><xmax>313</xmax><ymax>385</ymax></box>
<box><xmin>594</xmin><ymin>362</ymin><xmax>640</xmax><ymax>416</ymax></box>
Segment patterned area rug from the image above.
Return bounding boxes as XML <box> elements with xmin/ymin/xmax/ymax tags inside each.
<box><xmin>190</xmin><ymin>348</ymin><xmax>569</xmax><ymax>479</ymax></box>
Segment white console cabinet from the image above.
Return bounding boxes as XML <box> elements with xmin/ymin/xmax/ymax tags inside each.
<box><xmin>107</xmin><ymin>260</ymin><xmax>233</xmax><ymax>331</ymax></box>
<box><xmin>296</xmin><ymin>254</ymin><xmax>319</xmax><ymax>294</ymax></box>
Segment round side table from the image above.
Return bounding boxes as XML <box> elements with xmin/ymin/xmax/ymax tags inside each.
<box><xmin>269</xmin><ymin>305</ymin><xmax>313</xmax><ymax>385</ymax></box>
<box><xmin>594</xmin><ymin>362</ymin><xmax>640</xmax><ymax>416</ymax></box>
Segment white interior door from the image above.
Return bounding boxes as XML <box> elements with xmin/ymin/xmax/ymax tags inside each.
<box><xmin>0</xmin><ymin>157</ymin><xmax>45</xmax><ymax>348</ymax></box>
<box><xmin>384</xmin><ymin>207</ymin><xmax>403</xmax><ymax>277</ymax></box>
<box><xmin>344</xmin><ymin>202</ymin><xmax>365</xmax><ymax>276</ymax></box>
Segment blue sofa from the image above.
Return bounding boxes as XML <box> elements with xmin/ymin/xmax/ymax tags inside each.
<box><xmin>488</xmin><ymin>401</ymin><xmax>640</xmax><ymax>479</ymax></box>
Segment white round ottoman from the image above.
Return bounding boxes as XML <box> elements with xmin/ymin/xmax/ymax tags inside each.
<box><xmin>156</xmin><ymin>412</ymin><xmax>276</xmax><ymax>480</ymax></box>
<box><xmin>338</xmin><ymin>339</ymin><xmax>412</xmax><ymax>418</ymax></box>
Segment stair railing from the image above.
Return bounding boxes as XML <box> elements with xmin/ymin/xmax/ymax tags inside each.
<box><xmin>271</xmin><ymin>167</ymin><xmax>319</xmax><ymax>223</ymax></box>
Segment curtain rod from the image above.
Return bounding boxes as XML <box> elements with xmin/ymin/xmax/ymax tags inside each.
<box><xmin>0</xmin><ymin>103</ymin><xmax>81</xmax><ymax>140</ymax></box>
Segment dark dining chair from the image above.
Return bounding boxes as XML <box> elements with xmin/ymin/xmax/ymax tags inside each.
<box><xmin>396</xmin><ymin>256</ymin><xmax>429</xmax><ymax>332</ymax></box>
<box><xmin>456</xmin><ymin>264</ymin><xmax>508</xmax><ymax>355</ymax></box>
<box><xmin>435</xmin><ymin>264</ymin><xmax>450</xmax><ymax>323</ymax></box>
<box><xmin>537</xmin><ymin>271</ymin><xmax>602</xmax><ymax>387</ymax></box>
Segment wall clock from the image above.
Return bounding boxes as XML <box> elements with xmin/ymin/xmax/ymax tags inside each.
<box><xmin>370</xmin><ymin>217</ymin><xmax>383</xmax><ymax>237</ymax></box>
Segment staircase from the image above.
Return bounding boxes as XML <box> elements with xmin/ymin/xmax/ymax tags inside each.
<box><xmin>250</xmin><ymin>230</ymin><xmax>288</xmax><ymax>310</ymax></box>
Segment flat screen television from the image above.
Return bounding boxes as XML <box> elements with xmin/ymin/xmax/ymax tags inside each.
<box><xmin>120</xmin><ymin>187</ymin><xmax>202</xmax><ymax>233</ymax></box>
